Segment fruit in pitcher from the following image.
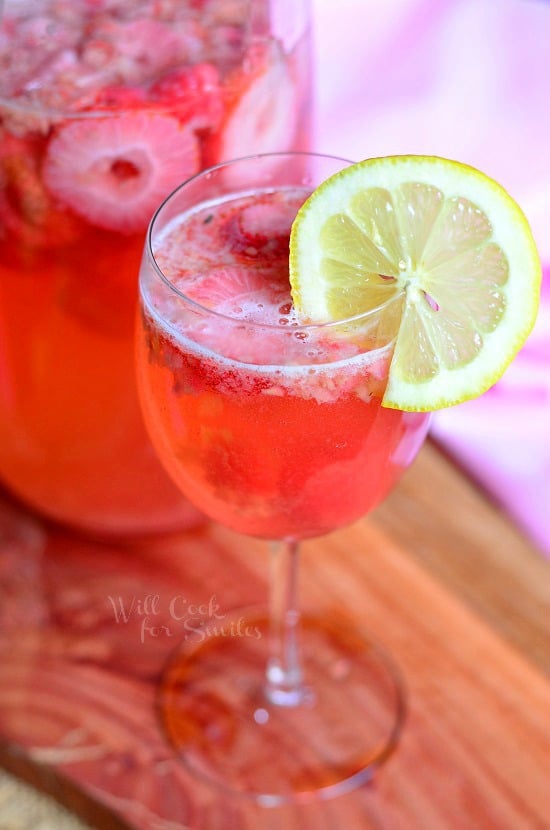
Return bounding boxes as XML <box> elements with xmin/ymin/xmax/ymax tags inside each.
<box><xmin>43</xmin><ymin>112</ymin><xmax>200</xmax><ymax>233</ymax></box>
<box><xmin>205</xmin><ymin>42</ymin><xmax>298</xmax><ymax>164</ymax></box>
<box><xmin>222</xmin><ymin>194</ymin><xmax>302</xmax><ymax>260</ymax></box>
<box><xmin>151</xmin><ymin>62</ymin><xmax>224</xmax><ymax>131</ymax></box>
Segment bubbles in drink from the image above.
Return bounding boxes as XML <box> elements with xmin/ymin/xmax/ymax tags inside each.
<box><xmin>142</xmin><ymin>187</ymin><xmax>393</xmax><ymax>404</ymax></box>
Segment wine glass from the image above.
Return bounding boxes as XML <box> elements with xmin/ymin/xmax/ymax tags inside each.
<box><xmin>136</xmin><ymin>152</ymin><xmax>430</xmax><ymax>804</ymax></box>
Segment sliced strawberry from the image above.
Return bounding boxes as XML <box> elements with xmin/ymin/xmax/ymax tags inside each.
<box><xmin>223</xmin><ymin>195</ymin><xmax>302</xmax><ymax>261</ymax></box>
<box><xmin>227</xmin><ymin>202</ymin><xmax>296</xmax><ymax>259</ymax></box>
<box><xmin>186</xmin><ymin>266</ymin><xmax>267</xmax><ymax>309</ymax></box>
<box><xmin>236</xmin><ymin>200</ymin><xmax>296</xmax><ymax>244</ymax></box>
<box><xmin>83</xmin><ymin>16</ymin><xmax>192</xmax><ymax>83</ymax></box>
<box><xmin>150</xmin><ymin>62</ymin><xmax>224</xmax><ymax>131</ymax></box>
<box><xmin>183</xmin><ymin>264</ymin><xmax>288</xmax><ymax>330</ymax></box>
<box><xmin>43</xmin><ymin>112</ymin><xmax>200</xmax><ymax>234</ymax></box>
<box><xmin>204</xmin><ymin>41</ymin><xmax>299</xmax><ymax>165</ymax></box>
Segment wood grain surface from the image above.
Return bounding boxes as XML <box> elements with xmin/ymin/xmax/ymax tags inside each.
<box><xmin>0</xmin><ymin>439</ymin><xmax>548</xmax><ymax>829</ymax></box>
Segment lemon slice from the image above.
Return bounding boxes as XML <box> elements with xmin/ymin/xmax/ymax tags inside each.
<box><xmin>289</xmin><ymin>155</ymin><xmax>541</xmax><ymax>410</ymax></box>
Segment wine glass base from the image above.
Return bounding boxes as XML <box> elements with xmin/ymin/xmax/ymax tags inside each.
<box><xmin>158</xmin><ymin>610</ymin><xmax>405</xmax><ymax>805</ymax></box>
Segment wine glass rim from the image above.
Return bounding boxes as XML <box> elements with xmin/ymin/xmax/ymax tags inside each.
<box><xmin>145</xmin><ymin>151</ymin><xmax>399</xmax><ymax>333</ymax></box>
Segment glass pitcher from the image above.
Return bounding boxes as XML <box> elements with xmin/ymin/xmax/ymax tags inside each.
<box><xmin>0</xmin><ymin>0</ymin><xmax>312</xmax><ymax>537</ymax></box>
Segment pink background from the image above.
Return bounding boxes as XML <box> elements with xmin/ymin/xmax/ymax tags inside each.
<box><xmin>311</xmin><ymin>0</ymin><xmax>550</xmax><ymax>555</ymax></box>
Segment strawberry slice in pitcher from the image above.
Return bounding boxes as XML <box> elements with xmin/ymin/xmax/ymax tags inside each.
<box><xmin>151</xmin><ymin>62</ymin><xmax>224</xmax><ymax>132</ymax></box>
<box><xmin>43</xmin><ymin>112</ymin><xmax>200</xmax><ymax>234</ymax></box>
<box><xmin>204</xmin><ymin>41</ymin><xmax>299</xmax><ymax>165</ymax></box>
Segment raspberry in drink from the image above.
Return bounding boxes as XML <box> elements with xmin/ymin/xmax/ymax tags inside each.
<box><xmin>0</xmin><ymin>0</ymin><xmax>312</xmax><ymax>535</ymax></box>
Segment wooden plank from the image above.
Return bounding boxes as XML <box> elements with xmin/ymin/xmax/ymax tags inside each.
<box><xmin>374</xmin><ymin>439</ymin><xmax>549</xmax><ymax>670</ymax></box>
<box><xmin>0</xmin><ymin>441</ymin><xmax>548</xmax><ymax>829</ymax></box>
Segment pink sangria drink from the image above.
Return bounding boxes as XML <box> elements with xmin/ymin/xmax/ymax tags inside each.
<box><xmin>0</xmin><ymin>0</ymin><xmax>311</xmax><ymax>536</ymax></box>
<box><xmin>137</xmin><ymin>156</ymin><xmax>430</xmax><ymax>541</ymax></box>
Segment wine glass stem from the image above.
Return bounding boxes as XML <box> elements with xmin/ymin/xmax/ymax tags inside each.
<box><xmin>265</xmin><ymin>539</ymin><xmax>308</xmax><ymax>706</ymax></box>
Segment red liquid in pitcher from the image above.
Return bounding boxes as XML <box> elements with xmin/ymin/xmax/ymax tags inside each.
<box><xmin>0</xmin><ymin>0</ymin><xmax>311</xmax><ymax>535</ymax></box>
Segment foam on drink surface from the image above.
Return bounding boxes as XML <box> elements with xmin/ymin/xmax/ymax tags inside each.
<box><xmin>0</xmin><ymin>0</ymin><xmax>250</xmax><ymax>113</ymax></box>
<box><xmin>142</xmin><ymin>188</ymin><xmax>392</xmax><ymax>403</ymax></box>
